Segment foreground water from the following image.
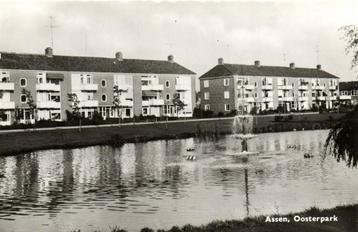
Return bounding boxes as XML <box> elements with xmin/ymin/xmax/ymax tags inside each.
<box><xmin>0</xmin><ymin>130</ymin><xmax>357</xmax><ymax>232</ymax></box>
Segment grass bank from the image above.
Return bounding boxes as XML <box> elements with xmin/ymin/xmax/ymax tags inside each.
<box><xmin>0</xmin><ymin>118</ymin><xmax>233</xmax><ymax>156</ymax></box>
<box><xmin>71</xmin><ymin>204</ymin><xmax>358</xmax><ymax>232</ymax></box>
<box><xmin>0</xmin><ymin>113</ymin><xmax>345</xmax><ymax>156</ymax></box>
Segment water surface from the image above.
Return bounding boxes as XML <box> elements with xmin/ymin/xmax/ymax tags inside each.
<box><xmin>0</xmin><ymin>130</ymin><xmax>357</xmax><ymax>232</ymax></box>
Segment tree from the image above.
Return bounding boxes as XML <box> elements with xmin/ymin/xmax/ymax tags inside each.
<box><xmin>113</xmin><ymin>85</ymin><xmax>128</xmax><ymax>124</ymax></box>
<box><xmin>67</xmin><ymin>93</ymin><xmax>82</xmax><ymax>130</ymax></box>
<box><xmin>21</xmin><ymin>88</ymin><xmax>37</xmax><ymax>124</ymax></box>
<box><xmin>172</xmin><ymin>93</ymin><xmax>185</xmax><ymax>118</ymax></box>
<box><xmin>325</xmin><ymin>25</ymin><xmax>358</xmax><ymax>167</ymax></box>
<box><xmin>340</xmin><ymin>25</ymin><xmax>358</xmax><ymax>70</ymax></box>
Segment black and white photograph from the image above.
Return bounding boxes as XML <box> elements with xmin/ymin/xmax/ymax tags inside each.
<box><xmin>0</xmin><ymin>0</ymin><xmax>357</xmax><ymax>231</ymax></box>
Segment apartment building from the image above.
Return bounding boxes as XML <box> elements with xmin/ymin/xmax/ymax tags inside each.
<box><xmin>0</xmin><ymin>48</ymin><xmax>195</xmax><ymax>125</ymax></box>
<box><xmin>339</xmin><ymin>81</ymin><xmax>358</xmax><ymax>105</ymax></box>
<box><xmin>199</xmin><ymin>58</ymin><xmax>339</xmax><ymax>114</ymax></box>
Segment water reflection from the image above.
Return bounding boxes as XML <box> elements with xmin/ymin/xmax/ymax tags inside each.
<box><xmin>0</xmin><ymin>130</ymin><xmax>357</xmax><ymax>232</ymax></box>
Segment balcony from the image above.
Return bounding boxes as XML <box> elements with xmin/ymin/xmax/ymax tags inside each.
<box><xmin>0</xmin><ymin>82</ymin><xmax>14</xmax><ymax>91</ymax></box>
<box><xmin>119</xmin><ymin>99</ymin><xmax>134</xmax><ymax>107</ymax></box>
<box><xmin>312</xmin><ymin>85</ymin><xmax>325</xmax><ymax>90</ymax></box>
<box><xmin>262</xmin><ymin>97</ymin><xmax>273</xmax><ymax>102</ymax></box>
<box><xmin>328</xmin><ymin>96</ymin><xmax>337</xmax><ymax>101</ymax></box>
<box><xmin>282</xmin><ymin>97</ymin><xmax>294</xmax><ymax>101</ymax></box>
<box><xmin>298</xmin><ymin>85</ymin><xmax>308</xmax><ymax>90</ymax></box>
<box><xmin>36</xmin><ymin>83</ymin><xmax>60</xmax><ymax>92</ymax></box>
<box><xmin>0</xmin><ymin>101</ymin><xmax>15</xmax><ymax>109</ymax></box>
<box><xmin>36</xmin><ymin>101</ymin><xmax>61</xmax><ymax>109</ymax></box>
<box><xmin>340</xmin><ymin>95</ymin><xmax>351</xmax><ymax>100</ymax></box>
<box><xmin>142</xmin><ymin>99</ymin><xmax>165</xmax><ymax>107</ymax></box>
<box><xmin>244</xmin><ymin>97</ymin><xmax>255</xmax><ymax>102</ymax></box>
<box><xmin>329</xmin><ymin>86</ymin><xmax>337</xmax><ymax>90</ymax></box>
<box><xmin>261</xmin><ymin>85</ymin><xmax>273</xmax><ymax>90</ymax></box>
<box><xmin>175</xmin><ymin>84</ymin><xmax>190</xmax><ymax>91</ymax></box>
<box><xmin>142</xmin><ymin>84</ymin><xmax>164</xmax><ymax>91</ymax></box>
<box><xmin>278</xmin><ymin>85</ymin><xmax>292</xmax><ymax>90</ymax></box>
<box><xmin>79</xmin><ymin>100</ymin><xmax>99</xmax><ymax>108</ymax></box>
<box><xmin>298</xmin><ymin>96</ymin><xmax>308</xmax><ymax>101</ymax></box>
<box><xmin>317</xmin><ymin>96</ymin><xmax>326</xmax><ymax>101</ymax></box>
<box><xmin>241</xmin><ymin>84</ymin><xmax>255</xmax><ymax>90</ymax></box>
<box><xmin>81</xmin><ymin>84</ymin><xmax>98</xmax><ymax>92</ymax></box>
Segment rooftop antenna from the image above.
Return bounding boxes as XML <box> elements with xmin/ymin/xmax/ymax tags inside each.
<box><xmin>315</xmin><ymin>45</ymin><xmax>320</xmax><ymax>64</ymax></box>
<box><xmin>165</xmin><ymin>42</ymin><xmax>175</xmax><ymax>53</ymax></box>
<box><xmin>282</xmin><ymin>52</ymin><xmax>287</xmax><ymax>64</ymax></box>
<box><xmin>48</xmin><ymin>16</ymin><xmax>59</xmax><ymax>48</ymax></box>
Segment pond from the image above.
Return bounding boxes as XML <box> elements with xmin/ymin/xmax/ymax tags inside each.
<box><xmin>0</xmin><ymin>130</ymin><xmax>357</xmax><ymax>232</ymax></box>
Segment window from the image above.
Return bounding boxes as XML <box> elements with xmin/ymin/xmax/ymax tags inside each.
<box><xmin>20</xmin><ymin>78</ymin><xmax>27</xmax><ymax>87</ymax></box>
<box><xmin>224</xmin><ymin>91</ymin><xmax>230</xmax><ymax>99</ymax></box>
<box><xmin>204</xmin><ymin>92</ymin><xmax>210</xmax><ymax>100</ymax></box>
<box><xmin>204</xmin><ymin>80</ymin><xmax>209</xmax><ymax>88</ymax></box>
<box><xmin>224</xmin><ymin>78</ymin><xmax>230</xmax><ymax>86</ymax></box>
<box><xmin>254</xmin><ymin>93</ymin><xmax>258</xmax><ymax>98</ymax></box>
<box><xmin>101</xmin><ymin>80</ymin><xmax>107</xmax><ymax>87</ymax></box>
<box><xmin>101</xmin><ymin>94</ymin><xmax>107</xmax><ymax>102</ymax></box>
<box><xmin>142</xmin><ymin>108</ymin><xmax>148</xmax><ymax>115</ymax></box>
<box><xmin>254</xmin><ymin>82</ymin><xmax>257</xmax><ymax>87</ymax></box>
<box><xmin>225</xmin><ymin>104</ymin><xmax>230</xmax><ymax>111</ymax></box>
<box><xmin>165</xmin><ymin>80</ymin><xmax>170</xmax><ymax>88</ymax></box>
<box><xmin>166</xmin><ymin>94</ymin><xmax>170</xmax><ymax>100</ymax></box>
<box><xmin>204</xmin><ymin>104</ymin><xmax>210</xmax><ymax>111</ymax></box>
<box><xmin>20</xmin><ymin>94</ymin><xmax>27</xmax><ymax>103</ymax></box>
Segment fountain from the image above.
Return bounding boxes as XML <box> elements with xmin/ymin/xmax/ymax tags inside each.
<box><xmin>232</xmin><ymin>115</ymin><xmax>258</xmax><ymax>155</ymax></box>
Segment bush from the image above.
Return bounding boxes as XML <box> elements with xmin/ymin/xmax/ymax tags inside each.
<box><xmin>217</xmin><ymin>112</ymin><xmax>224</xmax><ymax>117</ymax></box>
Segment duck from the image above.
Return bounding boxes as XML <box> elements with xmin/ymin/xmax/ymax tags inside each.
<box><xmin>304</xmin><ymin>153</ymin><xmax>314</xmax><ymax>158</ymax></box>
<box><xmin>185</xmin><ymin>155</ymin><xmax>196</xmax><ymax>161</ymax></box>
<box><xmin>186</xmin><ymin>148</ymin><xmax>195</xmax><ymax>152</ymax></box>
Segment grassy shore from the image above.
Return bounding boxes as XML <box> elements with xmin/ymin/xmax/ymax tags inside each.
<box><xmin>71</xmin><ymin>204</ymin><xmax>357</xmax><ymax>232</ymax></box>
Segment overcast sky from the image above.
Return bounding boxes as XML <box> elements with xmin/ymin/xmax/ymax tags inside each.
<box><xmin>0</xmin><ymin>0</ymin><xmax>357</xmax><ymax>81</ymax></box>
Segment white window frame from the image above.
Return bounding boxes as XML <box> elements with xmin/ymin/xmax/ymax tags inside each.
<box><xmin>20</xmin><ymin>94</ymin><xmax>27</xmax><ymax>103</ymax></box>
<box><xmin>204</xmin><ymin>92</ymin><xmax>210</xmax><ymax>100</ymax></box>
<box><xmin>166</xmin><ymin>93</ymin><xmax>170</xmax><ymax>100</ymax></box>
<box><xmin>20</xmin><ymin>78</ymin><xmax>27</xmax><ymax>87</ymax></box>
<box><xmin>224</xmin><ymin>91</ymin><xmax>230</xmax><ymax>99</ymax></box>
<box><xmin>224</xmin><ymin>78</ymin><xmax>230</xmax><ymax>86</ymax></box>
<box><xmin>165</xmin><ymin>80</ymin><xmax>170</xmax><ymax>88</ymax></box>
<box><xmin>225</xmin><ymin>104</ymin><xmax>230</xmax><ymax>111</ymax></box>
<box><xmin>204</xmin><ymin>104</ymin><xmax>210</xmax><ymax>111</ymax></box>
<box><xmin>203</xmin><ymin>80</ymin><xmax>209</xmax><ymax>88</ymax></box>
<box><xmin>101</xmin><ymin>79</ymin><xmax>107</xmax><ymax>87</ymax></box>
<box><xmin>101</xmin><ymin>94</ymin><xmax>107</xmax><ymax>102</ymax></box>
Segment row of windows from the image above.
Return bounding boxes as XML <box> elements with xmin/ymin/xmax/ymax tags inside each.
<box><xmin>203</xmin><ymin>78</ymin><xmax>338</xmax><ymax>88</ymax></box>
<box><xmin>203</xmin><ymin>79</ymin><xmax>230</xmax><ymax>88</ymax></box>
<box><xmin>203</xmin><ymin>91</ymin><xmax>230</xmax><ymax>100</ymax></box>
<box><xmin>204</xmin><ymin>104</ymin><xmax>230</xmax><ymax>111</ymax></box>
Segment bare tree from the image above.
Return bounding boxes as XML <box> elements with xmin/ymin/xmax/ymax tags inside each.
<box><xmin>325</xmin><ymin>25</ymin><xmax>358</xmax><ymax>167</ymax></box>
<box><xmin>172</xmin><ymin>93</ymin><xmax>185</xmax><ymax>118</ymax></box>
<box><xmin>67</xmin><ymin>93</ymin><xmax>82</xmax><ymax>130</ymax></box>
<box><xmin>21</xmin><ymin>88</ymin><xmax>37</xmax><ymax>124</ymax></box>
<box><xmin>113</xmin><ymin>85</ymin><xmax>127</xmax><ymax>125</ymax></box>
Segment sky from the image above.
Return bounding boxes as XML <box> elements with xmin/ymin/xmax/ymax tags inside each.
<box><xmin>0</xmin><ymin>0</ymin><xmax>357</xmax><ymax>82</ymax></box>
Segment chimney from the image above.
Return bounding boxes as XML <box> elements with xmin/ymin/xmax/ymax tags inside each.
<box><xmin>289</xmin><ymin>62</ymin><xmax>295</xmax><ymax>69</ymax></box>
<box><xmin>168</xmin><ymin>54</ymin><xmax>174</xmax><ymax>63</ymax></box>
<box><xmin>115</xmin><ymin>51</ymin><xmax>123</xmax><ymax>61</ymax></box>
<box><xmin>254</xmin><ymin>60</ymin><xmax>260</xmax><ymax>67</ymax></box>
<box><xmin>218</xmin><ymin>57</ymin><xmax>224</xmax><ymax>65</ymax></box>
<box><xmin>45</xmin><ymin>47</ymin><xmax>53</xmax><ymax>57</ymax></box>
<box><xmin>316</xmin><ymin>64</ymin><xmax>322</xmax><ymax>70</ymax></box>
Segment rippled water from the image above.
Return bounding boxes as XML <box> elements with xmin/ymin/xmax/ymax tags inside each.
<box><xmin>0</xmin><ymin>130</ymin><xmax>357</xmax><ymax>232</ymax></box>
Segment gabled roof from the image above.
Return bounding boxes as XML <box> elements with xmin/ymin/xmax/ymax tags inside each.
<box><xmin>199</xmin><ymin>63</ymin><xmax>339</xmax><ymax>79</ymax></box>
<box><xmin>339</xmin><ymin>81</ymin><xmax>358</xmax><ymax>91</ymax></box>
<box><xmin>0</xmin><ymin>52</ymin><xmax>196</xmax><ymax>75</ymax></box>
